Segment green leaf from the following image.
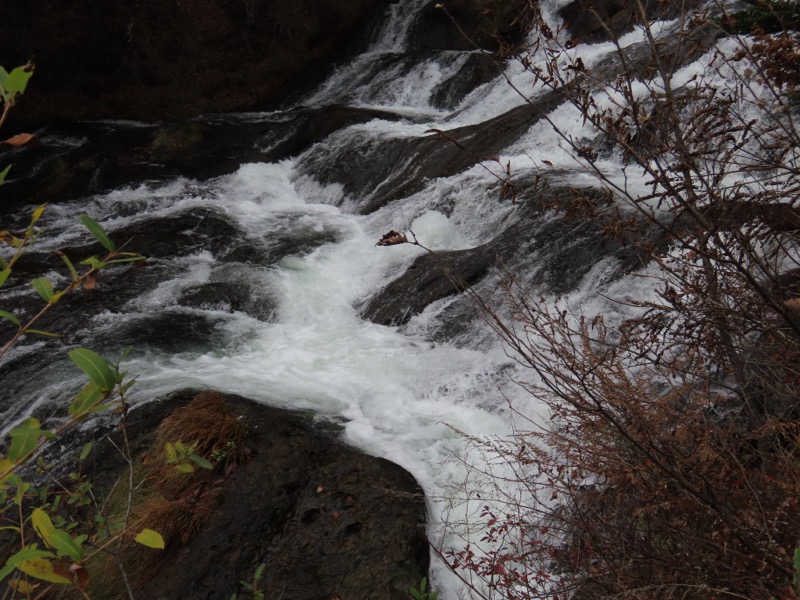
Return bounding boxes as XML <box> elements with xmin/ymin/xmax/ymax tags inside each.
<box><xmin>254</xmin><ymin>563</ymin><xmax>266</xmax><ymax>582</ymax></box>
<box><xmin>4</xmin><ymin>66</ymin><xmax>33</xmax><ymax>97</ymax></box>
<box><xmin>793</xmin><ymin>545</ymin><xmax>800</xmax><ymax>585</ymax></box>
<box><xmin>0</xmin><ymin>269</ymin><xmax>10</xmax><ymax>287</ymax></box>
<box><xmin>68</xmin><ymin>381</ymin><xmax>105</xmax><ymax>417</ymax></box>
<box><xmin>31</xmin><ymin>508</ymin><xmax>55</xmax><ymax>546</ymax></box>
<box><xmin>79</xmin><ymin>256</ymin><xmax>102</xmax><ymax>269</ymax></box>
<box><xmin>68</xmin><ymin>348</ymin><xmax>118</xmax><ymax>392</ymax></box>
<box><xmin>27</xmin><ymin>329</ymin><xmax>63</xmax><ymax>338</ymax></box>
<box><xmin>31</xmin><ymin>203</ymin><xmax>47</xmax><ymax>224</ymax></box>
<box><xmin>58</xmin><ymin>253</ymin><xmax>79</xmax><ymax>281</ymax></box>
<box><xmin>31</xmin><ymin>277</ymin><xmax>54</xmax><ymax>302</ymax></box>
<box><xmin>80</xmin><ymin>214</ymin><xmax>115</xmax><ymax>252</ymax></box>
<box><xmin>49</xmin><ymin>529</ymin><xmax>84</xmax><ymax>562</ymax></box>
<box><xmin>106</xmin><ymin>256</ymin><xmax>145</xmax><ymax>265</ymax></box>
<box><xmin>164</xmin><ymin>442</ymin><xmax>177</xmax><ymax>462</ymax></box>
<box><xmin>175</xmin><ymin>463</ymin><xmax>195</xmax><ymax>474</ymax></box>
<box><xmin>189</xmin><ymin>454</ymin><xmax>213</xmax><ymax>470</ymax></box>
<box><xmin>8</xmin><ymin>418</ymin><xmax>49</xmax><ymax>462</ymax></box>
<box><xmin>0</xmin><ymin>164</ymin><xmax>11</xmax><ymax>185</ymax></box>
<box><xmin>0</xmin><ymin>310</ymin><xmax>19</xmax><ymax>326</ymax></box>
<box><xmin>79</xmin><ymin>442</ymin><xmax>93</xmax><ymax>462</ymax></box>
<box><xmin>134</xmin><ymin>528</ymin><xmax>165</xmax><ymax>549</ymax></box>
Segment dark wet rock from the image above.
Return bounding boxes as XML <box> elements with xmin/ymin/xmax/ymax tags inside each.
<box><xmin>362</xmin><ymin>190</ymin><xmax>657</xmax><ymax>330</ymax></box>
<box><xmin>0</xmin><ymin>107</ymin><xmax>405</xmax><ymax>209</ymax></box>
<box><xmin>106</xmin><ymin>311</ymin><xmax>227</xmax><ymax>354</ymax></box>
<box><xmin>558</xmin><ymin>0</ymin><xmax>700</xmax><ymax>43</ymax></box>
<box><xmin>409</xmin><ymin>0</ymin><xmax>534</xmax><ymax>51</ymax></box>
<box><xmin>430</xmin><ymin>52</ymin><xmax>503</xmax><ymax>110</ymax></box>
<box><xmin>260</xmin><ymin>105</ymin><xmax>406</xmax><ymax>161</ymax></box>
<box><xmin>0</xmin><ymin>0</ymin><xmax>392</xmax><ymax>127</ymax></box>
<box><xmin>178</xmin><ymin>282</ymin><xmax>277</xmax><ymax>321</ymax></box>
<box><xmin>85</xmin><ymin>390</ymin><xmax>429</xmax><ymax>600</ymax></box>
<box><xmin>301</xmin><ymin>91</ymin><xmax>565</xmax><ymax>214</ymax></box>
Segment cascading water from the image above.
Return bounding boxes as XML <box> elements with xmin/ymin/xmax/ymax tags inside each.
<box><xmin>0</xmin><ymin>1</ymin><xmax>714</xmax><ymax>596</ymax></box>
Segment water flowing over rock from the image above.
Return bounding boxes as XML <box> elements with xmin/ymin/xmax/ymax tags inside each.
<box><xmin>0</xmin><ymin>0</ymin><xmax>750</xmax><ymax>597</ymax></box>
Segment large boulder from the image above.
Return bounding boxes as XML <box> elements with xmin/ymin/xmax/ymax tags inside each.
<box><xmin>73</xmin><ymin>390</ymin><xmax>430</xmax><ymax>600</ymax></box>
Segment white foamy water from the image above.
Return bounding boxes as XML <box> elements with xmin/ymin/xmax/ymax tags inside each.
<box><xmin>1</xmin><ymin>1</ymin><xmax>750</xmax><ymax>597</ymax></box>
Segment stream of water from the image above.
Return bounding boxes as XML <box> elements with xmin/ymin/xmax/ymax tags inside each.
<box><xmin>0</xmin><ymin>1</ymin><xmax>724</xmax><ymax>596</ymax></box>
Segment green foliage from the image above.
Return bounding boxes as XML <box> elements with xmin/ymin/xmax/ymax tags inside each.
<box><xmin>0</xmin><ymin>64</ymin><xmax>33</xmax><ymax>105</ymax></box>
<box><xmin>0</xmin><ymin>63</ymin><xmax>33</xmax><ymax>183</ymax></box>
<box><xmin>164</xmin><ymin>440</ymin><xmax>214</xmax><ymax>473</ymax></box>
<box><xmin>236</xmin><ymin>562</ymin><xmax>267</xmax><ymax>600</ymax></box>
<box><xmin>0</xmin><ymin>203</ymin><xmax>145</xmax><ymax>356</ymax></box>
<box><xmin>409</xmin><ymin>577</ymin><xmax>439</xmax><ymax>600</ymax></box>
<box><xmin>134</xmin><ymin>528</ymin><xmax>166</xmax><ymax>549</ymax></box>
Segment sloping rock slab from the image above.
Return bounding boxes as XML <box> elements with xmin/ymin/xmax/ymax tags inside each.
<box><xmin>92</xmin><ymin>390</ymin><xmax>429</xmax><ymax>600</ymax></box>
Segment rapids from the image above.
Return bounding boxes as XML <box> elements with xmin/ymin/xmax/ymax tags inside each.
<box><xmin>0</xmin><ymin>0</ymin><xmax>725</xmax><ymax>596</ymax></box>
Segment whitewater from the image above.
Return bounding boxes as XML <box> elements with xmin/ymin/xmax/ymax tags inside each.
<box><xmin>0</xmin><ymin>0</ymin><xmax>734</xmax><ymax>596</ymax></box>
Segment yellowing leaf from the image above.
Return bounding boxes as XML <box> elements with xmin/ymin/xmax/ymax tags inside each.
<box><xmin>17</xmin><ymin>557</ymin><xmax>71</xmax><ymax>584</ymax></box>
<box><xmin>7</xmin><ymin>578</ymin><xmax>37</xmax><ymax>593</ymax></box>
<box><xmin>31</xmin><ymin>508</ymin><xmax>55</xmax><ymax>547</ymax></box>
<box><xmin>134</xmin><ymin>528</ymin><xmax>165</xmax><ymax>549</ymax></box>
<box><xmin>31</xmin><ymin>203</ymin><xmax>47</xmax><ymax>224</ymax></box>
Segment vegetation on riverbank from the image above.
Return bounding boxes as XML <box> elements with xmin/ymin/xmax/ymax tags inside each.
<box><xmin>433</xmin><ymin>0</ymin><xmax>800</xmax><ymax>598</ymax></box>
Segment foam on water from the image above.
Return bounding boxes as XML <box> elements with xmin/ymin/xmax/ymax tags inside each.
<box><xmin>1</xmin><ymin>2</ymin><xmax>738</xmax><ymax>597</ymax></box>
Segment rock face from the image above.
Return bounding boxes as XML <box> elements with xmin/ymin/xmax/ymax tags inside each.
<box><xmin>408</xmin><ymin>0</ymin><xmax>534</xmax><ymax>51</ymax></box>
<box><xmin>0</xmin><ymin>0</ymin><xmax>392</xmax><ymax>126</ymax></box>
<box><xmin>557</xmin><ymin>0</ymin><xmax>699</xmax><ymax>42</ymax></box>
<box><xmin>88</xmin><ymin>390</ymin><xmax>429</xmax><ymax>600</ymax></box>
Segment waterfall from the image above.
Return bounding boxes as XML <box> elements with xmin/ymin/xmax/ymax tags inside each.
<box><xmin>0</xmin><ymin>1</ymin><xmax>716</xmax><ymax>596</ymax></box>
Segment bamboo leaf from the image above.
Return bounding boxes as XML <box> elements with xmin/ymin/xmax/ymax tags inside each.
<box><xmin>68</xmin><ymin>348</ymin><xmax>118</xmax><ymax>392</ymax></box>
<box><xmin>79</xmin><ymin>214</ymin><xmax>115</xmax><ymax>252</ymax></box>
<box><xmin>0</xmin><ymin>269</ymin><xmax>10</xmax><ymax>287</ymax></box>
<box><xmin>0</xmin><ymin>164</ymin><xmax>10</xmax><ymax>184</ymax></box>
<box><xmin>134</xmin><ymin>529</ymin><xmax>165</xmax><ymax>549</ymax></box>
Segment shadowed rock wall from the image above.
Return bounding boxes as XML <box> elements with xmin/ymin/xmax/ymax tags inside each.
<box><xmin>0</xmin><ymin>0</ymin><xmax>390</xmax><ymax>126</ymax></box>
